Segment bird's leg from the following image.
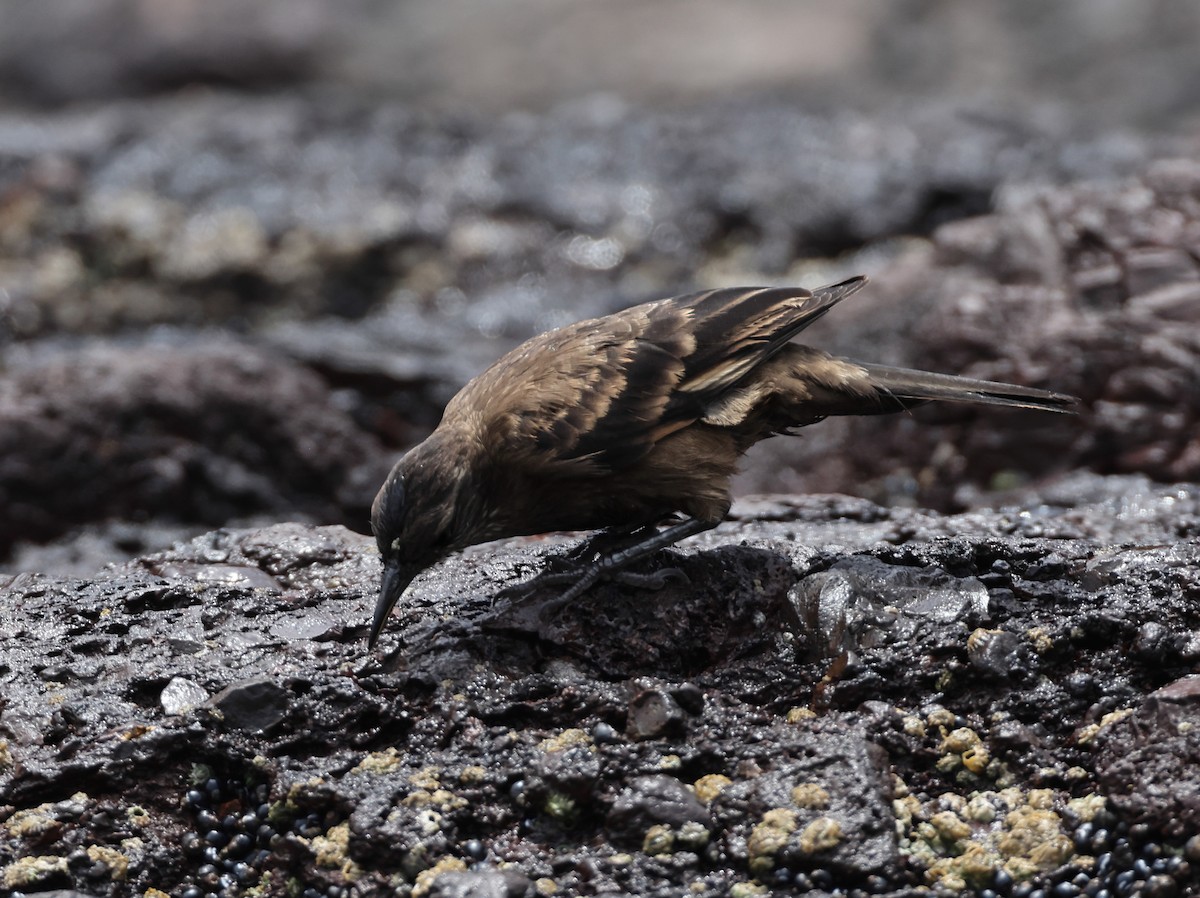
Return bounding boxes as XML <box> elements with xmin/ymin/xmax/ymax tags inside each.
<box><xmin>559</xmin><ymin>523</ymin><xmax>661</xmax><ymax>565</ymax></box>
<box><xmin>541</xmin><ymin>515</ymin><xmax>717</xmax><ymax>609</ymax></box>
<box><xmin>535</xmin><ymin>522</ymin><xmax>663</xmax><ymax>576</ymax></box>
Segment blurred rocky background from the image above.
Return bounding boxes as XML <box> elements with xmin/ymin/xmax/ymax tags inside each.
<box><xmin>2</xmin><ymin>0</ymin><xmax>1200</xmax><ymax>573</ymax></box>
<box><xmin>4</xmin><ymin>4</ymin><xmax>1200</xmax><ymax>898</ymax></box>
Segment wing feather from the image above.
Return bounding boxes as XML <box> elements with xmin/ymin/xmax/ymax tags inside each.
<box><xmin>445</xmin><ymin>277</ymin><xmax>867</xmax><ymax>472</ymax></box>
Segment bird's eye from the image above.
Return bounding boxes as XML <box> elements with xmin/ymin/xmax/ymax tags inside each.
<box><xmin>371</xmin><ymin>470</ymin><xmax>407</xmax><ymax>554</ymax></box>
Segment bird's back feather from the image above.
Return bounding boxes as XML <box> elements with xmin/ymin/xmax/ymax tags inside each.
<box><xmin>447</xmin><ymin>277</ymin><xmax>869</xmax><ymax>472</ymax></box>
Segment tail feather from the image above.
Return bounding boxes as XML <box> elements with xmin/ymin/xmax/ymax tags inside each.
<box><xmin>860</xmin><ymin>363</ymin><xmax>1077</xmax><ymax>413</ymax></box>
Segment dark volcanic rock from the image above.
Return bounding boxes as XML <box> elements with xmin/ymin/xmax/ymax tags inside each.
<box><xmin>207</xmin><ymin>677</ymin><xmax>290</xmax><ymax>733</ymax></box>
<box><xmin>710</xmin><ymin>719</ymin><xmax>896</xmax><ymax>878</ymax></box>
<box><xmin>0</xmin><ymin>339</ymin><xmax>389</xmax><ymax>557</ymax></box>
<box><xmin>1</xmin><ymin>476</ymin><xmax>1198</xmax><ymax>895</ymax></box>
<box><xmin>428</xmin><ymin>868</ymin><xmax>534</xmax><ymax>898</ymax></box>
<box><xmin>606</xmin><ymin>774</ymin><xmax>710</xmax><ymax>846</ymax></box>
<box><xmin>734</xmin><ymin>158</ymin><xmax>1200</xmax><ymax>506</ymax></box>
<box><xmin>1094</xmin><ymin>675</ymin><xmax>1200</xmax><ymax>837</ymax></box>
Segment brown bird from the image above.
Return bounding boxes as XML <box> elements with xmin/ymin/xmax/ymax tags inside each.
<box><xmin>368</xmin><ymin>276</ymin><xmax>1074</xmax><ymax>647</ymax></box>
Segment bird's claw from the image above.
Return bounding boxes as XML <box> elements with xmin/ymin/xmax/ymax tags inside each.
<box><xmin>609</xmin><ymin>566</ymin><xmax>690</xmax><ymax>589</ymax></box>
<box><xmin>510</xmin><ymin>560</ymin><xmax>687</xmax><ymax>599</ymax></box>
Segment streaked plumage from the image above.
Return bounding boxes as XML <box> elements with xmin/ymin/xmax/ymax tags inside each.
<box><xmin>369</xmin><ymin>276</ymin><xmax>1074</xmax><ymax>647</ymax></box>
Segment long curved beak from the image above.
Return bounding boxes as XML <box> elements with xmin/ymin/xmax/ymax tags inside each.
<box><xmin>368</xmin><ymin>559</ymin><xmax>421</xmax><ymax>649</ymax></box>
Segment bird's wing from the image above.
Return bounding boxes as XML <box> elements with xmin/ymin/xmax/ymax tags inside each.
<box><xmin>447</xmin><ymin>277</ymin><xmax>867</xmax><ymax>472</ymax></box>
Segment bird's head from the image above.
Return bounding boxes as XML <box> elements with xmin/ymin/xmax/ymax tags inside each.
<box><xmin>367</xmin><ymin>434</ymin><xmax>489</xmax><ymax>648</ymax></box>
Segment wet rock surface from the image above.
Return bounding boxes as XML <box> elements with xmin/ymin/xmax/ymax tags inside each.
<box><xmin>2</xmin><ymin>475</ymin><xmax>1198</xmax><ymax>896</ymax></box>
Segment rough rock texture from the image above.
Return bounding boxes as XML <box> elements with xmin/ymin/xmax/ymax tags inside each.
<box><xmin>0</xmin><ymin>340</ymin><xmax>389</xmax><ymax>555</ymax></box>
<box><xmin>0</xmin><ymin>95</ymin><xmax>1170</xmax><ymax>347</ymax></box>
<box><xmin>1</xmin><ymin>476</ymin><xmax>1198</xmax><ymax>895</ymax></box>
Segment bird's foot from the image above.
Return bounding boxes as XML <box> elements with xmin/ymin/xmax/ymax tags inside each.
<box><xmin>609</xmin><ymin>566</ymin><xmax>690</xmax><ymax>590</ymax></box>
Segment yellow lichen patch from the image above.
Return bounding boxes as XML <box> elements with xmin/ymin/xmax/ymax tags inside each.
<box><xmin>926</xmin><ymin>708</ymin><xmax>958</xmax><ymax>730</ymax></box>
<box><xmin>310</xmin><ymin>822</ymin><xmax>349</xmax><ymax>867</ymax></box>
<box><xmin>962</xmin><ymin>744</ymin><xmax>991</xmax><ymax>775</ymax></box>
<box><xmin>940</xmin><ymin>728</ymin><xmax>978</xmax><ymax>755</ymax></box>
<box><xmin>964</xmin><ymin>793</ymin><xmax>999</xmax><ymax>823</ymax></box>
<box><xmin>408</xmin><ymin>766</ymin><xmax>444</xmax><ymax>791</ymax></box>
<box><xmin>402</xmin><ymin>786</ymin><xmax>468</xmax><ymax>813</ymax></box>
<box><xmin>1066</xmin><ymin>795</ymin><xmax>1107</xmax><ymax>822</ymax></box>
<box><xmin>535</xmin><ymin>877</ymin><xmax>558</xmax><ymax>895</ymax></box>
<box><xmin>537</xmin><ymin>728</ymin><xmax>592</xmax><ymax>753</ymax></box>
<box><xmin>900</xmin><ymin>786</ymin><xmax>1079</xmax><ymax>889</ymax></box>
<box><xmin>930</xmin><ymin>811</ymin><xmax>970</xmax><ymax>843</ymax></box>
<box><xmin>998</xmin><ymin>807</ymin><xmax>1072</xmax><ymax>871</ymax></box>
<box><xmin>789</xmin><ymin>783</ymin><xmax>830</xmax><ymax>810</ymax></box>
<box><xmin>3</xmin><ymin>855</ymin><xmax>69</xmax><ymax>888</ymax></box>
<box><xmin>935</xmin><ymin>753</ymin><xmax>962</xmax><ymax>775</ymax></box>
<box><xmin>786</xmin><ymin>707</ymin><xmax>816</xmax><ymax>723</ymax></box>
<box><xmin>693</xmin><ymin>774</ymin><xmax>732</xmax><ymax>804</ymax></box>
<box><xmin>893</xmin><ymin>794</ymin><xmax>921</xmax><ymax>826</ymax></box>
<box><xmin>353</xmin><ymin>747</ymin><xmax>404</xmax><ymax>775</ymax></box>
<box><xmin>729</xmin><ymin>883</ymin><xmax>769</xmax><ymax>898</ymax></box>
<box><xmin>1026</xmin><ymin>789</ymin><xmax>1056</xmax><ymax>811</ymax></box>
<box><xmin>305</xmin><ymin>823</ymin><xmax>362</xmax><ymax>881</ymax></box>
<box><xmin>5</xmin><ymin>793</ymin><xmax>89</xmax><ymax>837</ymax></box>
<box><xmin>797</xmin><ymin>816</ymin><xmax>843</xmax><ymax>854</ymax></box>
<box><xmin>0</xmin><ymin>739</ymin><xmax>12</xmax><ymax>769</ymax></box>
<box><xmin>400</xmin><ymin>765</ymin><xmax>467</xmax><ymax>818</ymax></box>
<box><xmin>926</xmin><ymin>841</ymin><xmax>996</xmax><ymax>891</ymax></box>
<box><xmin>936</xmin><ymin>727</ymin><xmax>993</xmax><ymax>779</ymax></box>
<box><xmin>957</xmin><ymin>841</ymin><xmax>1001</xmax><ymax>884</ymax></box>
<box><xmin>412</xmin><ymin>857</ymin><xmax>467</xmax><ymax>898</ymax></box>
<box><xmin>413</xmin><ymin>808</ymin><xmax>447</xmax><ymax>837</ymax></box>
<box><xmin>458</xmin><ymin>765</ymin><xmax>487</xmax><ymax>785</ymax></box>
<box><xmin>86</xmin><ymin>845</ymin><xmax>129</xmax><ymax>881</ymax></box>
<box><xmin>145</xmin><ymin>889</ymin><xmax>171</xmax><ymax>898</ymax></box>
<box><xmin>643</xmin><ymin>824</ymin><xmax>674</xmax><ymax>856</ymax></box>
<box><xmin>747</xmin><ymin>808</ymin><xmax>797</xmax><ymax>876</ymax></box>
<box><xmin>119</xmin><ymin>724</ymin><xmax>155</xmax><ymax>740</ymax></box>
<box><xmin>1076</xmin><ymin>708</ymin><xmax>1134</xmax><ymax>745</ymax></box>
<box><xmin>1026</xmin><ymin>627</ymin><xmax>1053</xmax><ymax>653</ymax></box>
